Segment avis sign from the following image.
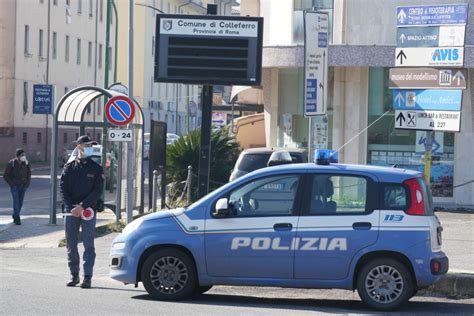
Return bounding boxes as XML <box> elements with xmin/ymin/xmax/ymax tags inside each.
<box><xmin>395</xmin><ymin>47</ymin><xmax>464</xmax><ymax>67</ymax></box>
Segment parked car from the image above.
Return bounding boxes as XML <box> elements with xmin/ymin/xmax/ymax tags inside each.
<box><xmin>167</xmin><ymin>133</ymin><xmax>179</xmax><ymax>145</ymax></box>
<box><xmin>110</xmin><ymin>150</ymin><xmax>448</xmax><ymax>311</ymax></box>
<box><xmin>229</xmin><ymin>147</ymin><xmax>308</xmax><ymax>181</ymax></box>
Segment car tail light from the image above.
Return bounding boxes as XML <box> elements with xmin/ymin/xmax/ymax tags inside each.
<box><xmin>403</xmin><ymin>178</ymin><xmax>425</xmax><ymax>215</ymax></box>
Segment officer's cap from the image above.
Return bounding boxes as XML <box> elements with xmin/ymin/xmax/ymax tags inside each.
<box><xmin>76</xmin><ymin>135</ymin><xmax>95</xmax><ymax>145</ymax></box>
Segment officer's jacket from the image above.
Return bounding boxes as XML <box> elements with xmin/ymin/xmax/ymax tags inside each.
<box><xmin>60</xmin><ymin>157</ymin><xmax>104</xmax><ymax>212</ymax></box>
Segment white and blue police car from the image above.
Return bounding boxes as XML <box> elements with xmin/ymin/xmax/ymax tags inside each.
<box><xmin>110</xmin><ymin>150</ymin><xmax>448</xmax><ymax>311</ymax></box>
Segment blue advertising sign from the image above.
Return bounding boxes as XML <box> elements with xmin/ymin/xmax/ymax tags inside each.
<box><xmin>393</xmin><ymin>89</ymin><xmax>462</xmax><ymax>111</ymax></box>
<box><xmin>397</xmin><ymin>26</ymin><xmax>439</xmax><ymax>47</ymax></box>
<box><xmin>396</xmin><ymin>4</ymin><xmax>468</xmax><ymax>27</ymax></box>
<box><xmin>33</xmin><ymin>84</ymin><xmax>54</xmax><ymax>114</ymax></box>
<box><xmin>397</xmin><ymin>26</ymin><xmax>465</xmax><ymax>47</ymax></box>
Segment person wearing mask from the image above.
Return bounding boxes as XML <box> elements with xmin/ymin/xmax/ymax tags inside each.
<box><xmin>3</xmin><ymin>148</ymin><xmax>31</xmax><ymax>225</ymax></box>
<box><xmin>60</xmin><ymin>135</ymin><xmax>104</xmax><ymax>289</ymax></box>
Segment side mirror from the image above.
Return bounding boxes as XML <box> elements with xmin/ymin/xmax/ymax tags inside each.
<box><xmin>213</xmin><ymin>198</ymin><xmax>229</xmax><ymax>218</ymax></box>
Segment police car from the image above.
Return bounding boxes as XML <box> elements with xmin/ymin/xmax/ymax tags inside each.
<box><xmin>110</xmin><ymin>150</ymin><xmax>448</xmax><ymax>311</ymax></box>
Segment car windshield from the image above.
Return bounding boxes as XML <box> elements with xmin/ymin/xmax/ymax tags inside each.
<box><xmin>238</xmin><ymin>153</ymin><xmax>272</xmax><ymax>172</ymax></box>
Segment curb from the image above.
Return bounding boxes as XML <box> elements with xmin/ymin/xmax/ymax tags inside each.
<box><xmin>428</xmin><ymin>273</ymin><xmax>474</xmax><ymax>298</ymax></box>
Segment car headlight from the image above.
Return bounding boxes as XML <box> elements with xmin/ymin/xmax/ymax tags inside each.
<box><xmin>122</xmin><ymin>217</ymin><xmax>144</xmax><ymax>234</ymax></box>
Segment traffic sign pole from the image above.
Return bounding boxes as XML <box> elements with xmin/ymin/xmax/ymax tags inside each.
<box><xmin>424</xmin><ymin>131</ymin><xmax>434</xmax><ymax>185</ymax></box>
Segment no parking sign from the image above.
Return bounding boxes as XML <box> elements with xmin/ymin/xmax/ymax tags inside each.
<box><xmin>105</xmin><ymin>96</ymin><xmax>136</xmax><ymax>126</ymax></box>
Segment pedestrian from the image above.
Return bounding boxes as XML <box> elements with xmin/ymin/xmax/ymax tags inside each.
<box><xmin>3</xmin><ymin>148</ymin><xmax>31</xmax><ymax>225</ymax></box>
<box><xmin>60</xmin><ymin>135</ymin><xmax>104</xmax><ymax>289</ymax></box>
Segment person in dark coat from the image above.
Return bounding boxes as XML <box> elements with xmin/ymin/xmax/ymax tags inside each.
<box><xmin>3</xmin><ymin>148</ymin><xmax>31</xmax><ymax>225</ymax></box>
<box><xmin>60</xmin><ymin>135</ymin><xmax>104</xmax><ymax>289</ymax></box>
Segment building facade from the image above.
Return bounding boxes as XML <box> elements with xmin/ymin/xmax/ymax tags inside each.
<box><xmin>116</xmin><ymin>0</ymin><xmax>235</xmax><ymax>135</ymax></box>
<box><xmin>241</xmin><ymin>0</ymin><xmax>474</xmax><ymax>206</ymax></box>
<box><xmin>0</xmin><ymin>0</ymin><xmax>115</xmax><ymax>163</ymax></box>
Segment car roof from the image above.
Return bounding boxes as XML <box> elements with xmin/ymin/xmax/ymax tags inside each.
<box><xmin>242</xmin><ymin>162</ymin><xmax>421</xmax><ymax>183</ymax></box>
<box><xmin>242</xmin><ymin>147</ymin><xmax>307</xmax><ymax>154</ymax></box>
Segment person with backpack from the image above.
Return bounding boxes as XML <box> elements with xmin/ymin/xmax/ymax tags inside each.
<box><xmin>3</xmin><ymin>148</ymin><xmax>31</xmax><ymax>225</ymax></box>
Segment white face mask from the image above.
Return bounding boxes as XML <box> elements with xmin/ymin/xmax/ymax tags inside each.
<box><xmin>20</xmin><ymin>156</ymin><xmax>27</xmax><ymax>162</ymax></box>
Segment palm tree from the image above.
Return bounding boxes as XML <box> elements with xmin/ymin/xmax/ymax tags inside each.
<box><xmin>166</xmin><ymin>128</ymin><xmax>240</xmax><ymax>205</ymax></box>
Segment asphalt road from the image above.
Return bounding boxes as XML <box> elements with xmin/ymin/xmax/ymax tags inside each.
<box><xmin>1</xmin><ymin>233</ymin><xmax>473</xmax><ymax>315</ymax></box>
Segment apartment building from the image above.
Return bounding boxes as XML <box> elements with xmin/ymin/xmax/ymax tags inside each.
<box><xmin>240</xmin><ymin>0</ymin><xmax>474</xmax><ymax>206</ymax></box>
<box><xmin>0</xmin><ymin>0</ymin><xmax>115</xmax><ymax>162</ymax></box>
<box><xmin>116</xmin><ymin>0</ymin><xmax>236</xmax><ymax>135</ymax></box>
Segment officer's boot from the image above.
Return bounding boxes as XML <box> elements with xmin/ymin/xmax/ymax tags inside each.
<box><xmin>80</xmin><ymin>276</ymin><xmax>92</xmax><ymax>289</ymax></box>
<box><xmin>66</xmin><ymin>273</ymin><xmax>80</xmax><ymax>287</ymax></box>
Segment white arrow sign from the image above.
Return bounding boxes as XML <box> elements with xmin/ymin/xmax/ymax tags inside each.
<box><xmin>394</xmin><ymin>92</ymin><xmax>404</xmax><ymax>108</ymax></box>
<box><xmin>453</xmin><ymin>70</ymin><xmax>465</xmax><ymax>86</ymax></box>
<box><xmin>398</xmin><ymin>9</ymin><xmax>407</xmax><ymax>24</ymax></box>
<box><xmin>399</xmin><ymin>33</ymin><xmax>406</xmax><ymax>44</ymax></box>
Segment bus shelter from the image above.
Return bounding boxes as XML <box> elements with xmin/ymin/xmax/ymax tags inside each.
<box><xmin>50</xmin><ymin>85</ymin><xmax>144</xmax><ymax>224</ymax></box>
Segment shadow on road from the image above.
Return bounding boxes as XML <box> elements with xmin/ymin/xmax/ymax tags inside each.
<box><xmin>130</xmin><ymin>292</ymin><xmax>474</xmax><ymax>314</ymax></box>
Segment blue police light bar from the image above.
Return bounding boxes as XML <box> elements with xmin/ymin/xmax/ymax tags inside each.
<box><xmin>314</xmin><ymin>150</ymin><xmax>338</xmax><ymax>165</ymax></box>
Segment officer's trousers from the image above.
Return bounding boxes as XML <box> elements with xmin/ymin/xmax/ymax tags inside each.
<box><xmin>65</xmin><ymin>214</ymin><xmax>96</xmax><ymax>277</ymax></box>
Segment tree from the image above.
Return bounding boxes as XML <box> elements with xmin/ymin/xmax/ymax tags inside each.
<box><xmin>166</xmin><ymin>128</ymin><xmax>240</xmax><ymax>204</ymax></box>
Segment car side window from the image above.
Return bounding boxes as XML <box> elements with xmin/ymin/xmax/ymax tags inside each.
<box><xmin>228</xmin><ymin>175</ymin><xmax>300</xmax><ymax>217</ymax></box>
<box><xmin>383</xmin><ymin>185</ymin><xmax>408</xmax><ymax>210</ymax></box>
<box><xmin>308</xmin><ymin>174</ymin><xmax>368</xmax><ymax>215</ymax></box>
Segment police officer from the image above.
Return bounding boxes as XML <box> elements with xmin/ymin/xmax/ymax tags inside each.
<box><xmin>60</xmin><ymin>135</ymin><xmax>104</xmax><ymax>289</ymax></box>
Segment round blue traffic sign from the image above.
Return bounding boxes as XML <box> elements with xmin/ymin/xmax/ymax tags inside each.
<box><xmin>105</xmin><ymin>96</ymin><xmax>136</xmax><ymax>126</ymax></box>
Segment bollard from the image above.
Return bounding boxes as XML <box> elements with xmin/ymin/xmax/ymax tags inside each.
<box><xmin>152</xmin><ymin>170</ymin><xmax>159</xmax><ymax>213</ymax></box>
<box><xmin>187</xmin><ymin>165</ymin><xmax>192</xmax><ymax>204</ymax></box>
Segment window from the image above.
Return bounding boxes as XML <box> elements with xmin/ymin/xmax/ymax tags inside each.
<box><xmin>98</xmin><ymin>44</ymin><xmax>102</xmax><ymax>68</ymax></box>
<box><xmin>89</xmin><ymin>0</ymin><xmax>93</xmax><ymax>17</ymax></box>
<box><xmin>308</xmin><ymin>175</ymin><xmax>368</xmax><ymax>214</ymax></box>
<box><xmin>24</xmin><ymin>25</ymin><xmax>30</xmax><ymax>55</ymax></box>
<box><xmin>22</xmin><ymin>132</ymin><xmax>28</xmax><ymax>145</ymax></box>
<box><xmin>65</xmin><ymin>35</ymin><xmax>70</xmax><ymax>62</ymax></box>
<box><xmin>23</xmin><ymin>81</ymin><xmax>28</xmax><ymax>114</ymax></box>
<box><xmin>37</xmin><ymin>132</ymin><xmax>42</xmax><ymax>144</ymax></box>
<box><xmin>78</xmin><ymin>0</ymin><xmax>82</xmax><ymax>15</ymax></box>
<box><xmin>99</xmin><ymin>0</ymin><xmax>103</xmax><ymax>21</ymax></box>
<box><xmin>383</xmin><ymin>184</ymin><xmax>408</xmax><ymax>210</ymax></box>
<box><xmin>88</xmin><ymin>41</ymin><xmax>92</xmax><ymax>66</ymax></box>
<box><xmin>63</xmin><ymin>132</ymin><xmax>68</xmax><ymax>144</ymax></box>
<box><xmin>52</xmin><ymin>32</ymin><xmax>57</xmax><ymax>59</ymax></box>
<box><xmin>76</xmin><ymin>39</ymin><xmax>81</xmax><ymax>64</ymax></box>
<box><xmin>39</xmin><ymin>29</ymin><xmax>44</xmax><ymax>57</ymax></box>
<box><xmin>225</xmin><ymin>175</ymin><xmax>300</xmax><ymax>217</ymax></box>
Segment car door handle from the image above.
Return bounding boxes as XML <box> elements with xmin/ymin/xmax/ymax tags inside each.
<box><xmin>273</xmin><ymin>223</ymin><xmax>293</xmax><ymax>231</ymax></box>
<box><xmin>352</xmin><ymin>222</ymin><xmax>372</xmax><ymax>230</ymax></box>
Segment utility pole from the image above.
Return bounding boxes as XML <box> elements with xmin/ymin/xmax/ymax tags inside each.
<box><xmin>102</xmin><ymin>0</ymin><xmax>111</xmax><ymax>214</ymax></box>
<box><xmin>126</xmin><ymin>0</ymin><xmax>135</xmax><ymax>223</ymax></box>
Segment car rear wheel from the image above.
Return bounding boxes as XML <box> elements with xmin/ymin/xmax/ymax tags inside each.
<box><xmin>141</xmin><ymin>249</ymin><xmax>197</xmax><ymax>301</ymax></box>
<box><xmin>357</xmin><ymin>258</ymin><xmax>414</xmax><ymax>311</ymax></box>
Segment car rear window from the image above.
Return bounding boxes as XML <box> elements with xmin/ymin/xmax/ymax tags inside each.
<box><xmin>238</xmin><ymin>153</ymin><xmax>272</xmax><ymax>172</ymax></box>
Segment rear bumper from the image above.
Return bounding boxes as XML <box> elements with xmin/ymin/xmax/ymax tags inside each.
<box><xmin>431</xmin><ymin>256</ymin><xmax>449</xmax><ymax>275</ymax></box>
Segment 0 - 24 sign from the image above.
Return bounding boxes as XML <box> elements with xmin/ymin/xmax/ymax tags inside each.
<box><xmin>108</xmin><ymin>129</ymin><xmax>133</xmax><ymax>142</ymax></box>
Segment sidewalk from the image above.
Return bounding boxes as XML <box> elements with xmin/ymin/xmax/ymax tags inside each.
<box><xmin>0</xmin><ymin>211</ymin><xmax>117</xmax><ymax>248</ymax></box>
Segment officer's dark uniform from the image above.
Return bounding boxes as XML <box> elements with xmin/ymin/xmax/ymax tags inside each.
<box><xmin>60</xmin><ymin>155</ymin><xmax>104</xmax><ymax>282</ymax></box>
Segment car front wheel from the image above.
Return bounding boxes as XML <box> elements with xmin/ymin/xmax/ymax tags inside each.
<box><xmin>141</xmin><ymin>249</ymin><xmax>197</xmax><ymax>301</ymax></box>
<box><xmin>357</xmin><ymin>258</ymin><xmax>414</xmax><ymax>311</ymax></box>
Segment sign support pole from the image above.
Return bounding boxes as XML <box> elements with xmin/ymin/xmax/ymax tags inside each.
<box><xmin>198</xmin><ymin>84</ymin><xmax>213</xmax><ymax>198</ymax></box>
<box><xmin>126</xmin><ymin>0</ymin><xmax>134</xmax><ymax>223</ymax></box>
<box><xmin>424</xmin><ymin>131</ymin><xmax>434</xmax><ymax>184</ymax></box>
<box><xmin>115</xmin><ymin>142</ymin><xmax>122</xmax><ymax>229</ymax></box>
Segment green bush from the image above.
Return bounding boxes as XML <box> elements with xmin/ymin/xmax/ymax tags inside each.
<box><xmin>166</xmin><ymin>128</ymin><xmax>240</xmax><ymax>205</ymax></box>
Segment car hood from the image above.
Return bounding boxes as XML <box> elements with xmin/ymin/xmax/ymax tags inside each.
<box><xmin>142</xmin><ymin>208</ymin><xmax>185</xmax><ymax>221</ymax></box>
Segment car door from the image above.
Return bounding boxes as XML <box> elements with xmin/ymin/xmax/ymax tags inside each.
<box><xmin>294</xmin><ymin>172</ymin><xmax>380</xmax><ymax>280</ymax></box>
<box><xmin>205</xmin><ymin>173</ymin><xmax>303</xmax><ymax>279</ymax></box>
